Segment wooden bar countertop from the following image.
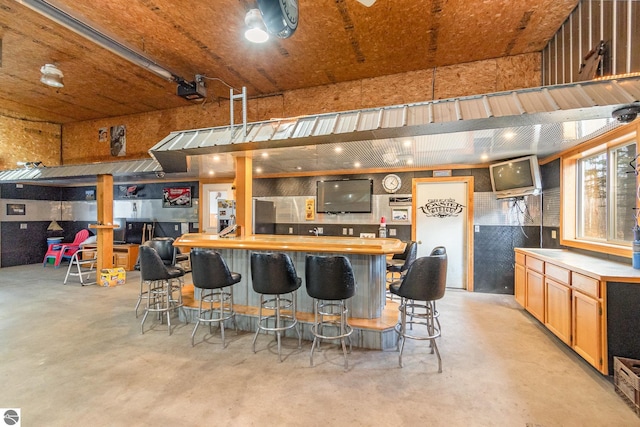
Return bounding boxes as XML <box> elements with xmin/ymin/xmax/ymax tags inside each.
<box><xmin>174</xmin><ymin>233</ymin><xmax>405</xmax><ymax>255</ymax></box>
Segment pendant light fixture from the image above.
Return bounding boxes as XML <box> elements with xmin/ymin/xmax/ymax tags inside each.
<box><xmin>244</xmin><ymin>9</ymin><xmax>269</xmax><ymax>43</ymax></box>
<box><xmin>40</xmin><ymin>63</ymin><xmax>64</xmax><ymax>88</ymax></box>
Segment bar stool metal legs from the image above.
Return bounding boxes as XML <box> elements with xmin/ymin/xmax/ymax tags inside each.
<box><xmin>140</xmin><ymin>278</ymin><xmax>182</xmax><ymax>335</ymax></box>
<box><xmin>134</xmin><ymin>278</ymin><xmax>147</xmax><ymax>318</ymax></box>
<box><xmin>252</xmin><ymin>291</ymin><xmax>301</xmax><ymax>362</ymax></box>
<box><xmin>191</xmin><ymin>287</ymin><xmax>237</xmax><ymax>347</ymax></box>
<box><xmin>395</xmin><ymin>297</ymin><xmax>441</xmax><ymax>371</ymax></box>
<box><xmin>310</xmin><ymin>298</ymin><xmax>353</xmax><ymax>370</ymax></box>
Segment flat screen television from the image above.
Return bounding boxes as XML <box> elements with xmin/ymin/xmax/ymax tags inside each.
<box><xmin>316</xmin><ymin>179</ymin><xmax>373</xmax><ymax>214</ymax></box>
<box><xmin>489</xmin><ymin>155</ymin><xmax>542</xmax><ymax>199</ymax></box>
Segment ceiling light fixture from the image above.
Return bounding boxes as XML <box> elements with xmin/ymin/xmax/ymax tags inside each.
<box><xmin>245</xmin><ymin>9</ymin><xmax>269</xmax><ymax>43</ymax></box>
<box><xmin>18</xmin><ymin>0</ymin><xmax>180</xmax><ymax>82</ymax></box>
<box><xmin>40</xmin><ymin>64</ymin><xmax>64</xmax><ymax>88</ymax></box>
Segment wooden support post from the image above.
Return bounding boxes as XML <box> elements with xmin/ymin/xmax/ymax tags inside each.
<box><xmin>94</xmin><ymin>174</ymin><xmax>114</xmax><ymax>271</ymax></box>
<box><xmin>234</xmin><ymin>156</ymin><xmax>253</xmax><ymax>237</ymax></box>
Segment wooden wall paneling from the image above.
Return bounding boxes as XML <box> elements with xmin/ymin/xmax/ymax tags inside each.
<box><xmin>434</xmin><ymin>60</ymin><xmax>498</xmax><ymax>100</ymax></box>
<box><xmin>0</xmin><ymin>115</ymin><xmax>61</xmax><ymax>170</ymax></box>
<box><xmin>60</xmin><ymin>53</ymin><xmax>543</xmax><ymax>165</ymax></box>
<box><xmin>496</xmin><ymin>53</ymin><xmax>542</xmax><ymax>91</ymax></box>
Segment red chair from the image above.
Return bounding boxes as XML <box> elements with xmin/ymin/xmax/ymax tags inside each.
<box><xmin>43</xmin><ymin>229</ymin><xmax>90</xmax><ymax>268</ymax></box>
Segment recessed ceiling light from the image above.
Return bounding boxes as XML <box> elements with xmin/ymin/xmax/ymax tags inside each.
<box><xmin>261</xmin><ymin>152</ymin><xmax>269</xmax><ymax>158</ymax></box>
<box><xmin>354</xmin><ymin>162</ymin><xmax>361</xmax><ymax>168</ymax></box>
<box><xmin>403</xmin><ymin>139</ymin><xmax>412</xmax><ymax>147</ymax></box>
<box><xmin>335</xmin><ymin>146</ymin><xmax>343</xmax><ymax>153</ymax></box>
<box><xmin>208</xmin><ymin>170</ymin><xmax>214</xmax><ymax>175</ymax></box>
<box><xmin>213</xmin><ymin>155</ymin><xmax>220</xmax><ymax>161</ymax></box>
<box><xmin>480</xmin><ymin>154</ymin><xmax>489</xmax><ymax>161</ymax></box>
<box><xmin>406</xmin><ymin>158</ymin><xmax>414</xmax><ymax>165</ymax></box>
<box><xmin>504</xmin><ymin>131</ymin><xmax>515</xmax><ymax>140</ymax></box>
<box><xmin>255</xmin><ymin>167</ymin><xmax>263</xmax><ymax>173</ymax></box>
<box><xmin>296</xmin><ymin>166</ymin><xmax>302</xmax><ymax>170</ymax></box>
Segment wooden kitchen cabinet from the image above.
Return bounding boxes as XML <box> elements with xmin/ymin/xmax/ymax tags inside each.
<box><xmin>83</xmin><ymin>244</ymin><xmax>138</xmax><ymax>271</ymax></box>
<box><xmin>514</xmin><ymin>262</ymin><xmax>526</xmax><ymax>307</ymax></box>
<box><xmin>524</xmin><ymin>255</ymin><xmax>545</xmax><ymax>322</ymax></box>
<box><xmin>514</xmin><ymin>252</ymin><xmax>527</xmax><ymax>307</ymax></box>
<box><xmin>572</xmin><ymin>290</ymin><xmax>601</xmax><ymax>369</ymax></box>
<box><xmin>525</xmin><ymin>269</ymin><xmax>545</xmax><ymax>323</ymax></box>
<box><xmin>513</xmin><ymin>248</ymin><xmax>618</xmax><ymax>374</ymax></box>
<box><xmin>545</xmin><ymin>277</ymin><xmax>572</xmax><ymax>345</ymax></box>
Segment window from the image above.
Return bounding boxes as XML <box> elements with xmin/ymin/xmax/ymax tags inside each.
<box><xmin>562</xmin><ymin>125</ymin><xmax>638</xmax><ymax>257</ymax></box>
<box><xmin>577</xmin><ymin>142</ymin><xmax>636</xmax><ymax>242</ymax></box>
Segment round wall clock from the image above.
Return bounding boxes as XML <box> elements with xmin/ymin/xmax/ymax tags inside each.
<box><xmin>382</xmin><ymin>174</ymin><xmax>402</xmax><ymax>193</ymax></box>
<box><xmin>257</xmin><ymin>0</ymin><xmax>298</xmax><ymax>39</ymax></box>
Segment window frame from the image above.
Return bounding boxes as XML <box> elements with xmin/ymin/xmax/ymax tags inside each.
<box><xmin>561</xmin><ymin>123</ymin><xmax>639</xmax><ymax>258</ymax></box>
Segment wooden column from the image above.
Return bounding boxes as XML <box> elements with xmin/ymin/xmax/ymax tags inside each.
<box><xmin>234</xmin><ymin>156</ymin><xmax>253</xmax><ymax>237</ymax></box>
<box><xmin>94</xmin><ymin>174</ymin><xmax>114</xmax><ymax>271</ymax></box>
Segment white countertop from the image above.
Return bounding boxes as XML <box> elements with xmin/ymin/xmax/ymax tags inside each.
<box><xmin>515</xmin><ymin>248</ymin><xmax>640</xmax><ymax>283</ymax></box>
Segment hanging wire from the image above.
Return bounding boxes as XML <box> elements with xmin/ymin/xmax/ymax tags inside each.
<box><xmin>510</xmin><ymin>197</ymin><xmax>534</xmax><ymax>239</ymax></box>
<box><xmin>200</xmin><ymin>76</ymin><xmax>239</xmax><ymax>92</ymax></box>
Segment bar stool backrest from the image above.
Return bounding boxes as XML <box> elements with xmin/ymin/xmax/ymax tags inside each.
<box><xmin>401</xmin><ymin>241</ymin><xmax>418</xmax><ymax>272</ymax></box>
<box><xmin>305</xmin><ymin>255</ymin><xmax>356</xmax><ymax>301</ymax></box>
<box><xmin>395</xmin><ymin>254</ymin><xmax>447</xmax><ymax>302</ymax></box>
<box><xmin>251</xmin><ymin>252</ymin><xmax>301</xmax><ymax>295</ymax></box>
<box><xmin>191</xmin><ymin>249</ymin><xmax>237</xmax><ymax>290</ymax></box>
<box><xmin>143</xmin><ymin>237</ymin><xmax>177</xmax><ymax>266</ymax></box>
<box><xmin>430</xmin><ymin>246</ymin><xmax>446</xmax><ymax>256</ymax></box>
<box><xmin>139</xmin><ymin>245</ymin><xmax>173</xmax><ymax>281</ymax></box>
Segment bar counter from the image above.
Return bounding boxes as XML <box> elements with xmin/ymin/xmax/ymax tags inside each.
<box><xmin>173</xmin><ymin>234</ymin><xmax>405</xmax><ymax>341</ymax></box>
<box><xmin>174</xmin><ymin>233</ymin><xmax>405</xmax><ymax>255</ymax></box>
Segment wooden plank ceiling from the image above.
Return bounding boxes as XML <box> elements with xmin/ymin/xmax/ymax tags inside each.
<box><xmin>0</xmin><ymin>0</ymin><xmax>578</xmax><ymax>124</ymax></box>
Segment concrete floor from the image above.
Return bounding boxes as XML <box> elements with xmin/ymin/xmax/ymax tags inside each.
<box><xmin>0</xmin><ymin>264</ymin><xmax>638</xmax><ymax>426</ymax></box>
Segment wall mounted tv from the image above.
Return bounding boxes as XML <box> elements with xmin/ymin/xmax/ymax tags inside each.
<box><xmin>489</xmin><ymin>155</ymin><xmax>542</xmax><ymax>199</ymax></box>
<box><xmin>316</xmin><ymin>179</ymin><xmax>373</xmax><ymax>214</ymax></box>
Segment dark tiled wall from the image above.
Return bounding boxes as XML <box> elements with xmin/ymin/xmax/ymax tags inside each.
<box><xmin>1</xmin><ymin>181</ymin><xmax>199</xmax><ymax>267</ymax></box>
<box><xmin>474</xmin><ymin>225</ymin><xmax>541</xmax><ymax>294</ymax></box>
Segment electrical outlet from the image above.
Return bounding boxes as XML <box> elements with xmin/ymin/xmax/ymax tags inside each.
<box><xmin>389</xmin><ymin>228</ymin><xmax>396</xmax><ymax>236</ymax></box>
<box><xmin>348</xmin><ymin>228</ymin><xmax>353</xmax><ymax>235</ymax></box>
<box><xmin>551</xmin><ymin>230</ymin><xmax>557</xmax><ymax>239</ymax></box>
<box><xmin>175</xmin><ymin>225</ymin><xmax>179</xmax><ymax>231</ymax></box>
<box><xmin>289</xmin><ymin>227</ymin><xmax>293</xmax><ymax>234</ymax></box>
<box><xmin>475</xmin><ymin>225</ymin><xmax>480</xmax><ymax>232</ymax></box>
<box><xmin>16</xmin><ymin>183</ymin><xmax>23</xmax><ymax>188</ymax></box>
<box><xmin>317</xmin><ymin>227</ymin><xmax>323</xmax><ymax>235</ymax></box>
<box><xmin>359</xmin><ymin>233</ymin><xmax>376</xmax><ymax>238</ymax></box>
<box><xmin>342</xmin><ymin>228</ymin><xmax>347</xmax><ymax>235</ymax></box>
<box><xmin>20</xmin><ymin>223</ymin><xmax>27</xmax><ymax>229</ymax></box>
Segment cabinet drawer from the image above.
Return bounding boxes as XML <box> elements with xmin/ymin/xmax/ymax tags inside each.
<box><xmin>546</xmin><ymin>263</ymin><xmax>570</xmax><ymax>285</ymax></box>
<box><xmin>515</xmin><ymin>252</ymin><xmax>526</xmax><ymax>266</ymax></box>
<box><xmin>526</xmin><ymin>256</ymin><xmax>544</xmax><ymax>273</ymax></box>
<box><xmin>114</xmin><ymin>253</ymin><xmax>129</xmax><ymax>268</ymax></box>
<box><xmin>571</xmin><ymin>272</ymin><xmax>599</xmax><ymax>298</ymax></box>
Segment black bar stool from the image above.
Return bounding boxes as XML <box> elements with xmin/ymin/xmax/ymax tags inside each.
<box><xmin>386</xmin><ymin>241</ymin><xmax>417</xmax><ymax>300</ymax></box>
<box><xmin>139</xmin><ymin>245</ymin><xmax>186</xmax><ymax>335</ymax></box>
<box><xmin>388</xmin><ymin>250</ymin><xmax>447</xmax><ymax>371</ymax></box>
<box><xmin>250</xmin><ymin>252</ymin><xmax>302</xmax><ymax>362</ymax></box>
<box><xmin>134</xmin><ymin>237</ymin><xmax>185</xmax><ymax>318</ymax></box>
<box><xmin>305</xmin><ymin>254</ymin><xmax>356</xmax><ymax>370</ymax></box>
<box><xmin>190</xmin><ymin>249</ymin><xmax>241</xmax><ymax>347</ymax></box>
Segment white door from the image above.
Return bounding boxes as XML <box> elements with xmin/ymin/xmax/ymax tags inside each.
<box><xmin>413</xmin><ymin>177</ymin><xmax>473</xmax><ymax>290</ymax></box>
<box><xmin>201</xmin><ymin>184</ymin><xmax>233</xmax><ymax>233</ymax></box>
